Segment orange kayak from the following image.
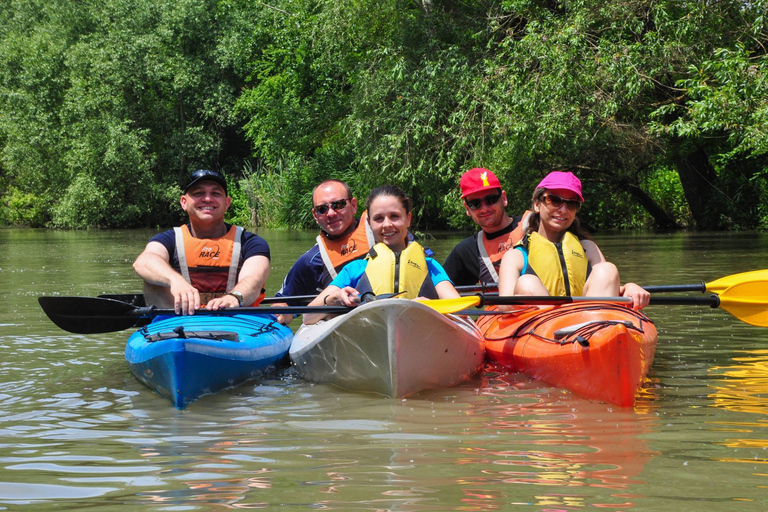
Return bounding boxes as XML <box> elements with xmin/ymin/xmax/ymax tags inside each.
<box><xmin>477</xmin><ymin>302</ymin><xmax>657</xmax><ymax>406</ymax></box>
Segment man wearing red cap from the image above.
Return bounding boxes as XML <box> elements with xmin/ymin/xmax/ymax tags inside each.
<box><xmin>133</xmin><ymin>169</ymin><xmax>271</xmax><ymax>315</ymax></box>
<box><xmin>442</xmin><ymin>168</ymin><xmax>530</xmax><ymax>286</ymax></box>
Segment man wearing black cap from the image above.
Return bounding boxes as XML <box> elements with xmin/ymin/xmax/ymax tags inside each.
<box><xmin>133</xmin><ymin>170</ymin><xmax>271</xmax><ymax>315</ymax></box>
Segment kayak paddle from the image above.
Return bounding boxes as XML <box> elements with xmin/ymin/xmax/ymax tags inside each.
<box><xmin>93</xmin><ymin>268</ymin><xmax>767</xmax><ymax>309</ymax></box>
<box><xmin>38</xmin><ymin>296</ymin><xmax>355</xmax><ymax>334</ymax></box>
<box><xmin>420</xmin><ymin>281</ymin><xmax>768</xmax><ymax>327</ymax></box>
<box><xmin>449</xmin><ymin>268</ymin><xmax>768</xmax><ymax>296</ymax></box>
<box><xmin>96</xmin><ymin>284</ymin><xmax>501</xmax><ymax>308</ymax></box>
<box><xmin>642</xmin><ymin>268</ymin><xmax>768</xmax><ymax>294</ymax></box>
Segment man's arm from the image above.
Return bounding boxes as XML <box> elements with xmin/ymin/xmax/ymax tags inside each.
<box><xmin>133</xmin><ymin>241</ymin><xmax>200</xmax><ymax>315</ymax></box>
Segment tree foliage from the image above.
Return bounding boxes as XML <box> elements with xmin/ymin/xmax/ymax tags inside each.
<box><xmin>1</xmin><ymin>0</ymin><xmax>766</xmax><ymax>230</ymax></box>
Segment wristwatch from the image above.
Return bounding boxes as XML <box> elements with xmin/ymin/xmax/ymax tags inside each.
<box><xmin>226</xmin><ymin>291</ymin><xmax>244</xmax><ymax>306</ymax></box>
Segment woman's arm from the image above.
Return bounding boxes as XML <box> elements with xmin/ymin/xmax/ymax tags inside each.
<box><xmin>581</xmin><ymin>239</ymin><xmax>607</xmax><ymax>267</ymax></box>
<box><xmin>303</xmin><ymin>286</ymin><xmax>360</xmax><ymax>325</ymax></box>
<box><xmin>434</xmin><ymin>281</ymin><xmax>461</xmax><ymax>299</ymax></box>
<box><xmin>498</xmin><ymin>248</ymin><xmax>525</xmax><ymax>297</ymax></box>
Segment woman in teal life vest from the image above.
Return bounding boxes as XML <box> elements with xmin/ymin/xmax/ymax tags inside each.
<box><xmin>497</xmin><ymin>171</ymin><xmax>650</xmax><ymax>310</ymax></box>
<box><xmin>304</xmin><ymin>185</ymin><xmax>461</xmax><ymax>324</ymax></box>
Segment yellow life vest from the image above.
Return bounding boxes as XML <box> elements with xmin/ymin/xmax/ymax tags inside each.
<box><xmin>356</xmin><ymin>241</ymin><xmax>437</xmax><ymax>299</ymax></box>
<box><xmin>518</xmin><ymin>231</ymin><xmax>589</xmax><ymax>296</ymax></box>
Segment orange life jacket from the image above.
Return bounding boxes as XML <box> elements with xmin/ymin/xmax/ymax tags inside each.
<box><xmin>476</xmin><ymin>210</ymin><xmax>531</xmax><ymax>284</ymax></box>
<box><xmin>173</xmin><ymin>224</ymin><xmax>264</xmax><ymax>305</ymax></box>
<box><xmin>316</xmin><ymin>211</ymin><xmax>375</xmax><ymax>280</ymax></box>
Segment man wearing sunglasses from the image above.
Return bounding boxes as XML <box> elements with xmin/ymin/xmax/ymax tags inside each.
<box><xmin>133</xmin><ymin>169</ymin><xmax>271</xmax><ymax>315</ymax></box>
<box><xmin>272</xmin><ymin>179</ymin><xmax>375</xmax><ymax>324</ymax></box>
<box><xmin>442</xmin><ymin>168</ymin><xmax>530</xmax><ymax>287</ymax></box>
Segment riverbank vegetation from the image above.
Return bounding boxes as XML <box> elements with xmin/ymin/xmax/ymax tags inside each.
<box><xmin>1</xmin><ymin>0</ymin><xmax>766</xmax><ymax>230</ymax></box>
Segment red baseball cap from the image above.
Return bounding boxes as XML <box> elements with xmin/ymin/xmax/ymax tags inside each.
<box><xmin>536</xmin><ymin>171</ymin><xmax>583</xmax><ymax>202</ymax></box>
<box><xmin>460</xmin><ymin>168</ymin><xmax>502</xmax><ymax>198</ymax></box>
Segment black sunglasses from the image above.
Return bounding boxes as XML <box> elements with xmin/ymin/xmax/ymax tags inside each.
<box><xmin>541</xmin><ymin>194</ymin><xmax>582</xmax><ymax>211</ymax></box>
<box><xmin>313</xmin><ymin>199</ymin><xmax>349</xmax><ymax>215</ymax></box>
<box><xmin>465</xmin><ymin>193</ymin><xmax>502</xmax><ymax>210</ymax></box>
<box><xmin>191</xmin><ymin>169</ymin><xmax>223</xmax><ymax>180</ymax></box>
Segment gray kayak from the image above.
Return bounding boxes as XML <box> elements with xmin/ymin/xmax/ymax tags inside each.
<box><xmin>290</xmin><ymin>299</ymin><xmax>485</xmax><ymax>397</ymax></box>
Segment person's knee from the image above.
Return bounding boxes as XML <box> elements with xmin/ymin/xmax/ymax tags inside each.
<box><xmin>584</xmin><ymin>262</ymin><xmax>620</xmax><ymax>295</ymax></box>
<box><xmin>515</xmin><ymin>274</ymin><xmax>548</xmax><ymax>295</ymax></box>
<box><xmin>591</xmin><ymin>262</ymin><xmax>619</xmax><ymax>283</ymax></box>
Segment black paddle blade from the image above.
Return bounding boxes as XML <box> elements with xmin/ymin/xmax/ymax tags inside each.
<box><xmin>38</xmin><ymin>296</ymin><xmax>148</xmax><ymax>334</ymax></box>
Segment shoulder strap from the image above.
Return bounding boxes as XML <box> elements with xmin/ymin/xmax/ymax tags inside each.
<box><xmin>174</xmin><ymin>226</ymin><xmax>191</xmax><ymax>283</ymax></box>
<box><xmin>227</xmin><ymin>226</ymin><xmax>244</xmax><ymax>290</ymax></box>
<box><xmin>316</xmin><ymin>234</ymin><xmax>338</xmax><ymax>279</ymax></box>
<box><xmin>360</xmin><ymin>210</ymin><xmax>375</xmax><ymax>247</ymax></box>
<box><xmin>475</xmin><ymin>231</ymin><xmax>499</xmax><ymax>284</ymax></box>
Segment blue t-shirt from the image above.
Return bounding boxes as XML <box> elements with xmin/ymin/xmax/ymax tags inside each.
<box><xmin>275</xmin><ymin>243</ymin><xmax>330</xmax><ymax>299</ymax></box>
<box><xmin>150</xmin><ymin>223</ymin><xmax>270</xmax><ymax>274</ymax></box>
<box><xmin>330</xmin><ymin>258</ymin><xmax>452</xmax><ymax>290</ymax></box>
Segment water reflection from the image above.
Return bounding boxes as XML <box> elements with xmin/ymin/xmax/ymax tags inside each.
<box><xmin>707</xmin><ymin>349</ymin><xmax>768</xmax><ymax>470</ymax></box>
<box><xmin>709</xmin><ymin>349</ymin><xmax>768</xmax><ymax>416</ymax></box>
<box><xmin>50</xmin><ymin>370</ymin><xmax>660</xmax><ymax>510</ymax></box>
<box><xmin>462</xmin><ymin>369</ymin><xmax>659</xmax><ymax>510</ymax></box>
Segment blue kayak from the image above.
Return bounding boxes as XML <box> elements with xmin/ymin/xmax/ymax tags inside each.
<box><xmin>125</xmin><ymin>314</ymin><xmax>292</xmax><ymax>409</ymax></box>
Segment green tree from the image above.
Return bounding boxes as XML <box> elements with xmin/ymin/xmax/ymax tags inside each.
<box><xmin>0</xmin><ymin>0</ymin><xmax>253</xmax><ymax>227</ymax></box>
<box><xmin>2</xmin><ymin>0</ymin><xmax>766</xmax><ymax>230</ymax></box>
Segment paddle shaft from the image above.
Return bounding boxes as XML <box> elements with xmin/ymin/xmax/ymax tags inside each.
<box><xmin>99</xmin><ymin>285</ymin><xmax>497</xmax><ymax>307</ymax></box>
<box><xmin>481</xmin><ymin>294</ymin><xmax>721</xmax><ymax>307</ymax></box>
<box><xmin>479</xmin><ymin>295</ymin><xmax>633</xmax><ymax>306</ymax></box>
<box><xmin>647</xmin><ymin>295</ymin><xmax>720</xmax><ymax>307</ymax></box>
<box><xmin>642</xmin><ymin>283</ymin><xmax>706</xmax><ymax>293</ymax></box>
<box><xmin>134</xmin><ymin>304</ymin><xmax>354</xmax><ymax>317</ymax></box>
<box><xmin>99</xmin><ymin>293</ymin><xmax>319</xmax><ymax>305</ymax></box>
<box><xmin>454</xmin><ymin>295</ymin><xmax>721</xmax><ymax>316</ymax></box>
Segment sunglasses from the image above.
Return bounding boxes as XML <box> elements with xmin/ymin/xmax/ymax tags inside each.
<box><xmin>190</xmin><ymin>169</ymin><xmax>224</xmax><ymax>180</ymax></box>
<box><xmin>541</xmin><ymin>194</ymin><xmax>582</xmax><ymax>211</ymax></box>
<box><xmin>465</xmin><ymin>193</ymin><xmax>502</xmax><ymax>210</ymax></box>
<box><xmin>313</xmin><ymin>199</ymin><xmax>349</xmax><ymax>215</ymax></box>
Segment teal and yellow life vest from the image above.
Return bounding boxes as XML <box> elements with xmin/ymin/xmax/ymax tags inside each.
<box><xmin>355</xmin><ymin>241</ymin><xmax>438</xmax><ymax>300</ymax></box>
<box><xmin>516</xmin><ymin>231</ymin><xmax>589</xmax><ymax>296</ymax></box>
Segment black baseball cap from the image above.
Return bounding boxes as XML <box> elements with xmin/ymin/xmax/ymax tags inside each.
<box><xmin>184</xmin><ymin>169</ymin><xmax>228</xmax><ymax>194</ymax></box>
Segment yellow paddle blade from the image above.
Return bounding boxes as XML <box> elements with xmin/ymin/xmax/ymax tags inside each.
<box><xmin>415</xmin><ymin>296</ymin><xmax>481</xmax><ymax>314</ymax></box>
<box><xmin>706</xmin><ymin>269</ymin><xmax>768</xmax><ymax>294</ymax></box>
<box><xmin>718</xmin><ymin>281</ymin><xmax>768</xmax><ymax>327</ymax></box>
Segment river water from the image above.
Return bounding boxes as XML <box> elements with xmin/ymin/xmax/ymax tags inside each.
<box><xmin>1</xmin><ymin>228</ymin><xmax>767</xmax><ymax>511</ymax></box>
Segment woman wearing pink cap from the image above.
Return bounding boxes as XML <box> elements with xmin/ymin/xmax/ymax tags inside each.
<box><xmin>497</xmin><ymin>171</ymin><xmax>649</xmax><ymax>309</ymax></box>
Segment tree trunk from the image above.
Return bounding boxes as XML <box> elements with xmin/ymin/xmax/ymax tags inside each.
<box><xmin>618</xmin><ymin>180</ymin><xmax>679</xmax><ymax>230</ymax></box>
<box><xmin>674</xmin><ymin>148</ymin><xmax>726</xmax><ymax>230</ymax></box>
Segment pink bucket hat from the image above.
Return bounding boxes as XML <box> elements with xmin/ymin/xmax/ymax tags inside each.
<box><xmin>536</xmin><ymin>171</ymin><xmax>584</xmax><ymax>202</ymax></box>
<box><xmin>460</xmin><ymin>168</ymin><xmax>502</xmax><ymax>198</ymax></box>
